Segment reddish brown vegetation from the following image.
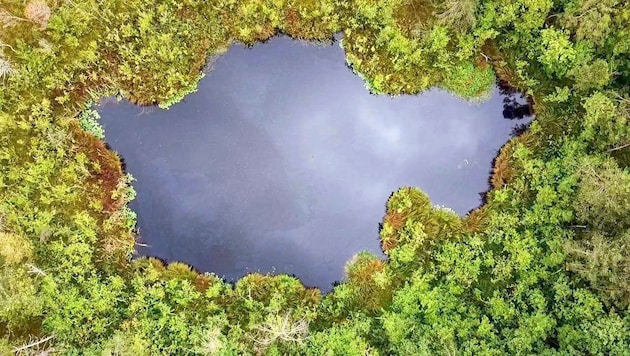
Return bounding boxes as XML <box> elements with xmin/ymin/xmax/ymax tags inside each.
<box><xmin>481</xmin><ymin>40</ymin><xmax>535</xmax><ymax>100</ymax></box>
<box><xmin>491</xmin><ymin>132</ymin><xmax>535</xmax><ymax>189</ymax></box>
<box><xmin>70</xmin><ymin>121</ymin><xmax>134</xmax><ymax>266</ymax></box>
<box><xmin>462</xmin><ymin>207</ymin><xmax>488</xmax><ymax>233</ymax></box>
<box><xmin>347</xmin><ymin>258</ymin><xmax>385</xmax><ymax>285</ymax></box>
<box><xmin>381</xmin><ymin>209</ymin><xmax>408</xmax><ymax>252</ymax></box>
<box><xmin>345</xmin><ymin>254</ymin><xmax>390</xmax><ymax>312</ymax></box>
<box><xmin>491</xmin><ymin>141</ymin><xmax>517</xmax><ymax>189</ymax></box>
<box><xmin>71</xmin><ymin>121</ymin><xmax>124</xmax><ymax>214</ymax></box>
<box><xmin>393</xmin><ymin>0</ymin><xmax>436</xmax><ymax>37</ymax></box>
<box><xmin>284</xmin><ymin>8</ymin><xmax>302</xmax><ymax>35</ymax></box>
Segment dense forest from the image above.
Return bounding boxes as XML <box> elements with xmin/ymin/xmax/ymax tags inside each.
<box><xmin>1</xmin><ymin>0</ymin><xmax>629</xmax><ymax>354</ymax></box>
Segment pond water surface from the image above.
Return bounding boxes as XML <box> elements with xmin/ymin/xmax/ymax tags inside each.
<box><xmin>99</xmin><ymin>36</ymin><xmax>528</xmax><ymax>290</ymax></box>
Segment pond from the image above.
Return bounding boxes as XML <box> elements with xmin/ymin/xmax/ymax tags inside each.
<box><xmin>99</xmin><ymin>36</ymin><xmax>530</xmax><ymax>290</ymax></box>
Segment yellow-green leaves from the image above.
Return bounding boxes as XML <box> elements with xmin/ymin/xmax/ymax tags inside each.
<box><xmin>0</xmin><ymin>231</ymin><xmax>33</xmax><ymax>266</ymax></box>
<box><xmin>539</xmin><ymin>28</ymin><xmax>577</xmax><ymax>77</ymax></box>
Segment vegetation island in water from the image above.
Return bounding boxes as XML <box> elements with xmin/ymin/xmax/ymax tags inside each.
<box><xmin>1</xmin><ymin>0</ymin><xmax>629</xmax><ymax>354</ymax></box>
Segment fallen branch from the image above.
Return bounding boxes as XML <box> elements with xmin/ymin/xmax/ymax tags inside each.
<box><xmin>608</xmin><ymin>142</ymin><xmax>630</xmax><ymax>152</ymax></box>
<box><xmin>26</xmin><ymin>263</ymin><xmax>47</xmax><ymax>276</ymax></box>
<box><xmin>0</xmin><ymin>7</ymin><xmax>31</xmax><ymax>28</ymax></box>
<box><xmin>0</xmin><ymin>42</ymin><xmax>16</xmax><ymax>53</ymax></box>
<box><xmin>13</xmin><ymin>335</ymin><xmax>55</xmax><ymax>353</ymax></box>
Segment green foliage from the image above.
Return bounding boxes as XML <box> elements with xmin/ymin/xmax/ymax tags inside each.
<box><xmin>227</xmin><ymin>274</ymin><xmax>320</xmax><ymax>354</ymax></box>
<box><xmin>321</xmin><ymin>251</ymin><xmax>391</xmax><ymax>321</ymax></box>
<box><xmin>380</xmin><ymin>187</ymin><xmax>462</xmax><ymax>274</ymax></box>
<box><xmin>569</xmin><ymin>59</ymin><xmax>612</xmax><ymax>91</ymax></box>
<box><xmin>581</xmin><ymin>92</ymin><xmax>630</xmax><ymax>150</ymax></box>
<box><xmin>565</xmin><ymin>230</ymin><xmax>630</xmax><ymax>308</ymax></box>
<box><xmin>1</xmin><ymin>0</ymin><xmax>630</xmax><ymax>353</ymax></box>
<box><xmin>442</xmin><ymin>62</ymin><xmax>495</xmax><ymax>100</ymax></box>
<box><xmin>305</xmin><ymin>319</ymin><xmax>377</xmax><ymax>355</ymax></box>
<box><xmin>0</xmin><ymin>338</ymin><xmax>11</xmax><ymax>355</ymax></box>
<box><xmin>101</xmin><ymin>331</ymin><xmax>151</xmax><ymax>355</ymax></box>
<box><xmin>78</xmin><ymin>106</ymin><xmax>105</xmax><ymax>139</ymax></box>
<box><xmin>0</xmin><ymin>266</ymin><xmax>42</xmax><ymax>337</ymax></box>
<box><xmin>573</xmin><ymin>157</ymin><xmax>630</xmax><ymax>232</ymax></box>
<box><xmin>561</xmin><ymin>0</ymin><xmax>620</xmax><ymax>45</ymax></box>
<box><xmin>538</xmin><ymin>28</ymin><xmax>577</xmax><ymax>77</ymax></box>
<box><xmin>437</xmin><ymin>0</ymin><xmax>478</xmax><ymax>31</ymax></box>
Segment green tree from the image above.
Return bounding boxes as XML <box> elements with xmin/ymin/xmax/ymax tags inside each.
<box><xmin>573</xmin><ymin>157</ymin><xmax>630</xmax><ymax>233</ymax></box>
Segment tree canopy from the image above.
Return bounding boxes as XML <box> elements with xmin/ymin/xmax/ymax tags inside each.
<box><xmin>0</xmin><ymin>0</ymin><xmax>629</xmax><ymax>353</ymax></box>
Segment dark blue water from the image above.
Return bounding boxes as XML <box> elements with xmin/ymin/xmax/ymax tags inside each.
<box><xmin>99</xmin><ymin>36</ymin><xmax>529</xmax><ymax>289</ymax></box>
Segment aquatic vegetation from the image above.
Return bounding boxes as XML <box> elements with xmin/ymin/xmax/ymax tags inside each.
<box><xmin>0</xmin><ymin>0</ymin><xmax>629</xmax><ymax>353</ymax></box>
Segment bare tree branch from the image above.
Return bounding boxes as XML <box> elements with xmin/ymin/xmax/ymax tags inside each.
<box><xmin>13</xmin><ymin>335</ymin><xmax>55</xmax><ymax>353</ymax></box>
<box><xmin>608</xmin><ymin>142</ymin><xmax>630</xmax><ymax>152</ymax></box>
<box><xmin>26</xmin><ymin>263</ymin><xmax>47</xmax><ymax>276</ymax></box>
